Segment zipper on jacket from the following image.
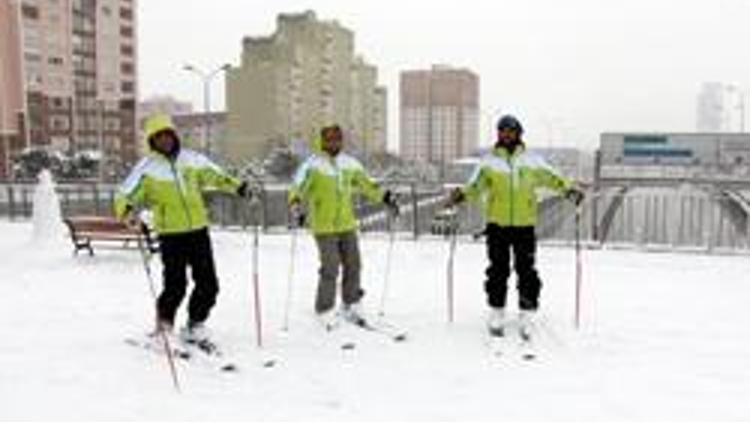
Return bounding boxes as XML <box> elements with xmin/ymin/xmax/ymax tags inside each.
<box><xmin>332</xmin><ymin>157</ymin><xmax>342</xmax><ymax>230</ymax></box>
<box><xmin>170</xmin><ymin>160</ymin><xmax>194</xmax><ymax>229</ymax></box>
<box><xmin>508</xmin><ymin>154</ymin><xmax>516</xmax><ymax>227</ymax></box>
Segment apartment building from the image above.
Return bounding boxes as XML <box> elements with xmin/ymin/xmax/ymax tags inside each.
<box><xmin>400</xmin><ymin>65</ymin><xmax>479</xmax><ymax>164</ymax></box>
<box><xmin>225</xmin><ymin>10</ymin><xmax>387</xmax><ymax>162</ymax></box>
<box><xmin>0</xmin><ymin>0</ymin><xmax>25</xmax><ymax>177</ymax></box>
<box><xmin>0</xmin><ymin>0</ymin><xmax>138</xmax><ymax>179</ymax></box>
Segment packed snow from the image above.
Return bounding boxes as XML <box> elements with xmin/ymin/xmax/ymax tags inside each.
<box><xmin>1</xmin><ymin>221</ymin><xmax>749</xmax><ymax>422</ymax></box>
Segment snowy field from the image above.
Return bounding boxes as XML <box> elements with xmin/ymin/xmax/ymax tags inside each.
<box><xmin>1</xmin><ymin>220</ymin><xmax>749</xmax><ymax>422</ymax></box>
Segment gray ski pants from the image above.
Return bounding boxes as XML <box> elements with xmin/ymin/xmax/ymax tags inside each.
<box><xmin>313</xmin><ymin>231</ymin><xmax>363</xmax><ymax>313</ymax></box>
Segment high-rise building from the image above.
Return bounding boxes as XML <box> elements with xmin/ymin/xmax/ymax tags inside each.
<box><xmin>0</xmin><ymin>0</ymin><xmax>25</xmax><ymax>178</ymax></box>
<box><xmin>0</xmin><ymin>0</ymin><xmax>138</xmax><ymax>179</ymax></box>
<box><xmin>697</xmin><ymin>82</ymin><xmax>725</xmax><ymax>132</ymax></box>
<box><xmin>372</xmin><ymin>86</ymin><xmax>387</xmax><ymax>154</ymax></box>
<box><xmin>225</xmin><ymin>10</ymin><xmax>387</xmax><ymax>162</ymax></box>
<box><xmin>349</xmin><ymin>56</ymin><xmax>387</xmax><ymax>158</ymax></box>
<box><xmin>400</xmin><ymin>65</ymin><xmax>479</xmax><ymax>164</ymax></box>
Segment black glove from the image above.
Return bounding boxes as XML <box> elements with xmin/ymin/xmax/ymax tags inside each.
<box><xmin>120</xmin><ymin>204</ymin><xmax>139</xmax><ymax>228</ymax></box>
<box><xmin>121</xmin><ymin>203</ymin><xmax>134</xmax><ymax>219</ymax></box>
<box><xmin>382</xmin><ymin>190</ymin><xmax>400</xmax><ymax>217</ymax></box>
<box><xmin>236</xmin><ymin>181</ymin><xmax>253</xmax><ymax>199</ymax></box>
<box><xmin>565</xmin><ymin>187</ymin><xmax>585</xmax><ymax>206</ymax></box>
<box><xmin>289</xmin><ymin>201</ymin><xmax>306</xmax><ymax>228</ymax></box>
<box><xmin>447</xmin><ymin>188</ymin><xmax>465</xmax><ymax>207</ymax></box>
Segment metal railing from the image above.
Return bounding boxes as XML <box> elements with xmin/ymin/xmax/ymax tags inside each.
<box><xmin>2</xmin><ymin>181</ymin><xmax>748</xmax><ymax>254</ymax></box>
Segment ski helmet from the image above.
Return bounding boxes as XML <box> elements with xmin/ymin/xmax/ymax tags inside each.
<box><xmin>496</xmin><ymin>115</ymin><xmax>524</xmax><ymax>135</ymax></box>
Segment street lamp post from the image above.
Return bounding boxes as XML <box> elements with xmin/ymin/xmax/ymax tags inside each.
<box><xmin>183</xmin><ymin>63</ymin><xmax>231</xmax><ymax>155</ymax></box>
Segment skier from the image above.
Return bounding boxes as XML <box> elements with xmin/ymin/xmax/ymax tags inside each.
<box><xmin>115</xmin><ymin>113</ymin><xmax>252</xmax><ymax>345</ymax></box>
<box><xmin>289</xmin><ymin>124</ymin><xmax>399</xmax><ymax>330</ymax></box>
<box><xmin>448</xmin><ymin>114</ymin><xmax>584</xmax><ymax>339</ymax></box>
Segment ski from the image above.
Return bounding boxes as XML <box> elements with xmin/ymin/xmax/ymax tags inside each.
<box><xmin>340</xmin><ymin>341</ymin><xmax>357</xmax><ymax>351</ymax></box>
<box><xmin>317</xmin><ymin>318</ymin><xmax>358</xmax><ymax>351</ymax></box>
<box><xmin>350</xmin><ymin>318</ymin><xmax>408</xmax><ymax>342</ymax></box>
<box><xmin>316</xmin><ymin>315</ymin><xmax>406</xmax><ymax>350</ymax></box>
<box><xmin>485</xmin><ymin>325</ymin><xmax>538</xmax><ymax>361</ymax></box>
<box><xmin>124</xmin><ymin>336</ymin><xmax>191</xmax><ymax>360</ymax></box>
<box><xmin>181</xmin><ymin>338</ymin><xmax>239</xmax><ymax>372</ymax></box>
<box><xmin>518</xmin><ymin>331</ymin><xmax>537</xmax><ymax>361</ymax></box>
<box><xmin>125</xmin><ymin>335</ymin><xmax>245</xmax><ymax>372</ymax></box>
<box><xmin>185</xmin><ymin>338</ymin><xmax>281</xmax><ymax>370</ymax></box>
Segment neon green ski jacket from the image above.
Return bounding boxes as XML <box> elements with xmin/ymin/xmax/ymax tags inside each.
<box><xmin>289</xmin><ymin>150</ymin><xmax>384</xmax><ymax>235</ymax></box>
<box><xmin>114</xmin><ymin>114</ymin><xmax>242</xmax><ymax>235</ymax></box>
<box><xmin>461</xmin><ymin>145</ymin><xmax>572</xmax><ymax>227</ymax></box>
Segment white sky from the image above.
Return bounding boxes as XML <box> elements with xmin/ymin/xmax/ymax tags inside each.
<box><xmin>138</xmin><ymin>0</ymin><xmax>750</xmax><ymax>151</ymax></box>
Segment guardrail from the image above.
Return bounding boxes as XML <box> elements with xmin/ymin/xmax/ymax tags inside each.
<box><xmin>2</xmin><ymin>182</ymin><xmax>747</xmax><ymax>254</ymax></box>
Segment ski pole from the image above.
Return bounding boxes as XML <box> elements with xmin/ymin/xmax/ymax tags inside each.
<box><xmin>134</xmin><ymin>223</ymin><xmax>181</xmax><ymax>392</ymax></box>
<box><xmin>249</xmin><ymin>196</ymin><xmax>264</xmax><ymax>348</ymax></box>
<box><xmin>240</xmin><ymin>171</ymin><xmax>266</xmax><ymax>347</ymax></box>
<box><xmin>574</xmin><ymin>203</ymin><xmax>583</xmax><ymax>329</ymax></box>
<box><xmin>282</xmin><ymin>219</ymin><xmax>299</xmax><ymax>332</ymax></box>
<box><xmin>378</xmin><ymin>211</ymin><xmax>397</xmax><ymax>316</ymax></box>
<box><xmin>446</xmin><ymin>207</ymin><xmax>459</xmax><ymax>323</ymax></box>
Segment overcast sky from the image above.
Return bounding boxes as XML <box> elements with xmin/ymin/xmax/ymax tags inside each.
<box><xmin>138</xmin><ymin>0</ymin><xmax>750</xmax><ymax>151</ymax></box>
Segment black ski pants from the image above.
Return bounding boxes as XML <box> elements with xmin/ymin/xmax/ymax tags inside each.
<box><xmin>484</xmin><ymin>224</ymin><xmax>542</xmax><ymax>311</ymax></box>
<box><xmin>156</xmin><ymin>227</ymin><xmax>220</xmax><ymax>326</ymax></box>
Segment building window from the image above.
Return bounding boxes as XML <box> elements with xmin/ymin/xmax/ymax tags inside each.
<box><xmin>120</xmin><ymin>26</ymin><xmax>133</xmax><ymax>38</ymax></box>
<box><xmin>120</xmin><ymin>44</ymin><xmax>134</xmax><ymax>56</ymax></box>
<box><xmin>24</xmin><ymin>52</ymin><xmax>42</xmax><ymax>63</ymax></box>
<box><xmin>50</xmin><ymin>116</ymin><xmax>70</xmax><ymax>131</ymax></box>
<box><xmin>120</xmin><ymin>98</ymin><xmax>135</xmax><ymax>111</ymax></box>
<box><xmin>22</xmin><ymin>4</ymin><xmax>40</xmax><ymax>20</ymax></box>
<box><xmin>120</xmin><ymin>62</ymin><xmax>134</xmax><ymax>75</ymax></box>
<box><xmin>120</xmin><ymin>7</ymin><xmax>133</xmax><ymax>20</ymax></box>
<box><xmin>106</xmin><ymin>118</ymin><xmax>121</xmax><ymax>131</ymax></box>
<box><xmin>121</xmin><ymin>81</ymin><xmax>134</xmax><ymax>94</ymax></box>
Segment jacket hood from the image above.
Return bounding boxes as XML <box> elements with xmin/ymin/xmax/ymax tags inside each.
<box><xmin>143</xmin><ymin>113</ymin><xmax>181</xmax><ymax>158</ymax></box>
<box><xmin>311</xmin><ymin>135</ymin><xmax>324</xmax><ymax>155</ymax></box>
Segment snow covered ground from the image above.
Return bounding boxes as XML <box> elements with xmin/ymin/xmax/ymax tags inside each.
<box><xmin>1</xmin><ymin>220</ymin><xmax>749</xmax><ymax>422</ymax></box>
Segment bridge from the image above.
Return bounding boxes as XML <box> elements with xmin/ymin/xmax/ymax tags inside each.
<box><xmin>538</xmin><ymin>173</ymin><xmax>750</xmax><ymax>250</ymax></box>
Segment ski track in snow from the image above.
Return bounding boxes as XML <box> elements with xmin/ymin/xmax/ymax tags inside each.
<box><xmin>1</xmin><ymin>221</ymin><xmax>749</xmax><ymax>422</ymax></box>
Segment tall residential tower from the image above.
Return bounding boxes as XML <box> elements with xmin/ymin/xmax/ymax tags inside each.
<box><xmin>400</xmin><ymin>65</ymin><xmax>479</xmax><ymax>164</ymax></box>
<box><xmin>0</xmin><ymin>0</ymin><xmax>138</xmax><ymax>179</ymax></box>
<box><xmin>225</xmin><ymin>11</ymin><xmax>387</xmax><ymax>161</ymax></box>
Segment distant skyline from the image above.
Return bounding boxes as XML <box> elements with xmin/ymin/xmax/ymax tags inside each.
<box><xmin>138</xmin><ymin>0</ymin><xmax>750</xmax><ymax>152</ymax></box>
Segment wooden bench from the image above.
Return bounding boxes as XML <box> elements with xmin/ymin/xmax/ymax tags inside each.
<box><xmin>63</xmin><ymin>216</ymin><xmax>158</xmax><ymax>256</ymax></box>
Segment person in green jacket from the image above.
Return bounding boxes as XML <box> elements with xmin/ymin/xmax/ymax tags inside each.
<box><xmin>289</xmin><ymin>124</ymin><xmax>399</xmax><ymax>330</ymax></box>
<box><xmin>449</xmin><ymin>114</ymin><xmax>584</xmax><ymax>339</ymax></box>
<box><xmin>115</xmin><ymin>113</ymin><xmax>252</xmax><ymax>342</ymax></box>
